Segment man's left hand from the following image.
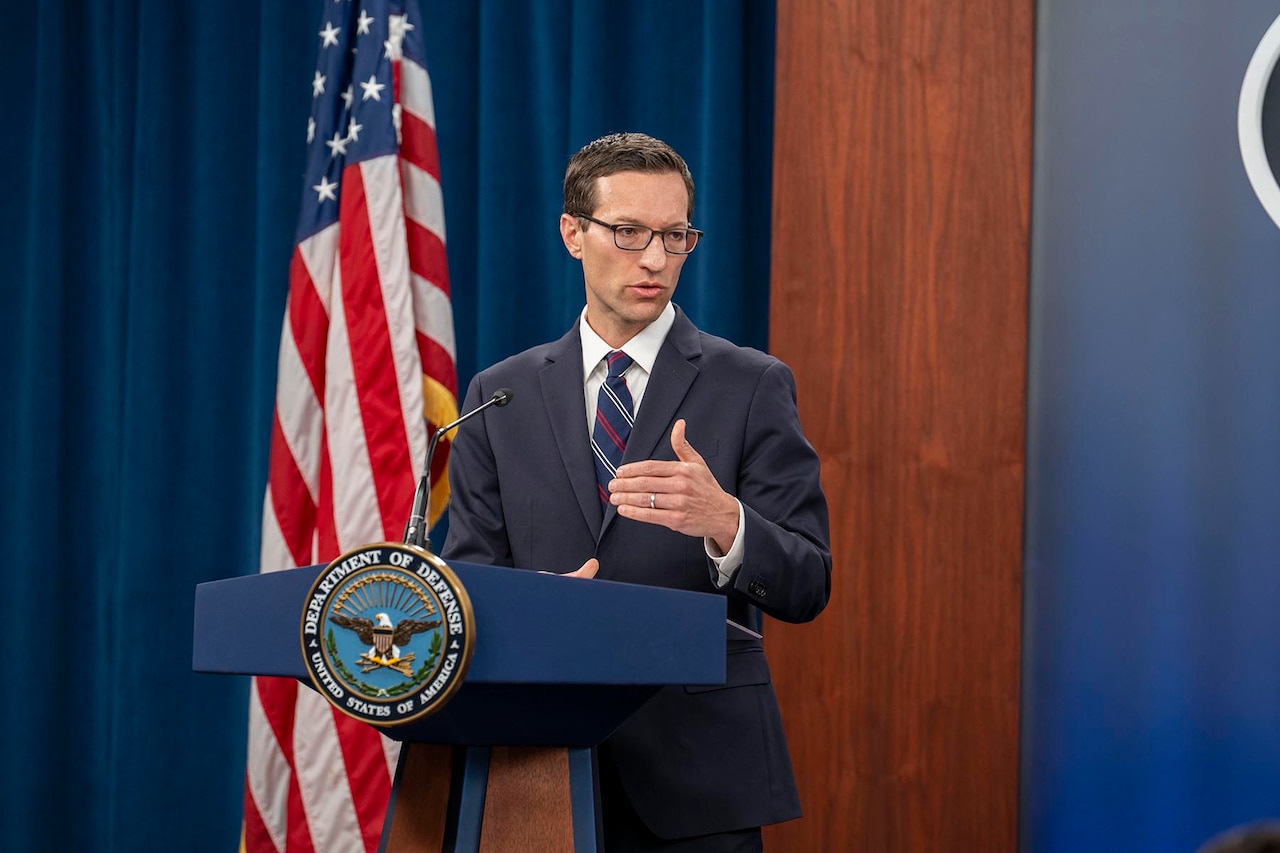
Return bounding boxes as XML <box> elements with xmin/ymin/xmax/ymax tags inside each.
<box><xmin>610</xmin><ymin>419</ymin><xmax>740</xmax><ymax>552</ymax></box>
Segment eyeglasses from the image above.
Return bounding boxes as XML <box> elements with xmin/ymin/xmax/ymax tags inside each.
<box><xmin>573</xmin><ymin>214</ymin><xmax>703</xmax><ymax>255</ymax></box>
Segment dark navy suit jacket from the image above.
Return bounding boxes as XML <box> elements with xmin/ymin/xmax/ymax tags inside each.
<box><xmin>442</xmin><ymin>307</ymin><xmax>832</xmax><ymax>839</ymax></box>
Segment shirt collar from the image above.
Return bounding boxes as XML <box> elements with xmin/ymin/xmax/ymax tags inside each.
<box><xmin>579</xmin><ymin>302</ymin><xmax>676</xmax><ymax>379</ymax></box>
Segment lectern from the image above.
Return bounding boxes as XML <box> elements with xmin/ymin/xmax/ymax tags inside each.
<box><xmin>193</xmin><ymin>559</ymin><xmax>727</xmax><ymax>851</ymax></box>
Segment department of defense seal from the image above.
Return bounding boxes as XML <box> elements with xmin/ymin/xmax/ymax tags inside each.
<box><xmin>300</xmin><ymin>542</ymin><xmax>475</xmax><ymax>725</ymax></box>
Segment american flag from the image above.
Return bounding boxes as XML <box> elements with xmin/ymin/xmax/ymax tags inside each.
<box><xmin>242</xmin><ymin>0</ymin><xmax>457</xmax><ymax>850</ymax></box>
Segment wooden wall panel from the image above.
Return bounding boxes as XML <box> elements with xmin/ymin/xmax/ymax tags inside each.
<box><xmin>764</xmin><ymin>1</ymin><xmax>1032</xmax><ymax>850</ymax></box>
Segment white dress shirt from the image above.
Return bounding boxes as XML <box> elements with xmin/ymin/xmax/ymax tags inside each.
<box><xmin>579</xmin><ymin>303</ymin><xmax>745</xmax><ymax>587</ymax></box>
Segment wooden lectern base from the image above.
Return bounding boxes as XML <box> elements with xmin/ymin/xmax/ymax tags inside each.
<box><xmin>380</xmin><ymin>743</ymin><xmax>600</xmax><ymax>852</ymax></box>
<box><xmin>381</xmin><ymin>744</ymin><xmax>454</xmax><ymax>851</ymax></box>
<box><xmin>481</xmin><ymin>747</ymin><xmax>573</xmax><ymax>849</ymax></box>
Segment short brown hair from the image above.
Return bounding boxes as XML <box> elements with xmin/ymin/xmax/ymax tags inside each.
<box><xmin>563</xmin><ymin>132</ymin><xmax>695</xmax><ymax>221</ymax></box>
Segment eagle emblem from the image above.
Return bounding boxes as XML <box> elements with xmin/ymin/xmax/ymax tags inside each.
<box><xmin>330</xmin><ymin>611</ymin><xmax>441</xmax><ymax>677</ymax></box>
<box><xmin>301</xmin><ymin>544</ymin><xmax>474</xmax><ymax>726</ymax></box>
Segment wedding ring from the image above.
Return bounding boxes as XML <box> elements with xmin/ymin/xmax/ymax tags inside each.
<box><xmin>650</xmin><ymin>493</ymin><xmax>657</xmax><ymax>510</ymax></box>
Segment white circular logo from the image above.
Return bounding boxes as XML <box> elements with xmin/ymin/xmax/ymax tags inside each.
<box><xmin>1239</xmin><ymin>12</ymin><xmax>1280</xmax><ymax>228</ymax></box>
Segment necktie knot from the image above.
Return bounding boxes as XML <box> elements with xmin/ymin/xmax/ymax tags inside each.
<box><xmin>606</xmin><ymin>350</ymin><xmax>633</xmax><ymax>379</ymax></box>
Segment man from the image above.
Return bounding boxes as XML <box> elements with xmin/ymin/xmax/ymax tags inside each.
<box><xmin>443</xmin><ymin>132</ymin><xmax>831</xmax><ymax>851</ymax></box>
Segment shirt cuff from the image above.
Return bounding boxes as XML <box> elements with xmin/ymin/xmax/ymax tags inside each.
<box><xmin>706</xmin><ymin>499</ymin><xmax>746</xmax><ymax>588</ymax></box>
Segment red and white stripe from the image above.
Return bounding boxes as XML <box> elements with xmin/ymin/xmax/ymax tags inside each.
<box><xmin>241</xmin><ymin>13</ymin><xmax>456</xmax><ymax>852</ymax></box>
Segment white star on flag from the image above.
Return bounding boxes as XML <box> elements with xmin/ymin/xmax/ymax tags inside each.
<box><xmin>386</xmin><ymin>14</ymin><xmax>413</xmax><ymax>59</ymax></box>
<box><xmin>325</xmin><ymin>132</ymin><xmax>349</xmax><ymax>157</ymax></box>
<box><xmin>360</xmin><ymin>75</ymin><xmax>386</xmax><ymax>101</ymax></box>
<box><xmin>319</xmin><ymin>22</ymin><xmax>341</xmax><ymax>48</ymax></box>
<box><xmin>312</xmin><ymin>175</ymin><xmax>338</xmax><ymax>202</ymax></box>
<box><xmin>389</xmin><ymin>13</ymin><xmax>414</xmax><ymax>41</ymax></box>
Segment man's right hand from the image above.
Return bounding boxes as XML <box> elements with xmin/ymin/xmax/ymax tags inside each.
<box><xmin>561</xmin><ymin>558</ymin><xmax>599</xmax><ymax>579</ymax></box>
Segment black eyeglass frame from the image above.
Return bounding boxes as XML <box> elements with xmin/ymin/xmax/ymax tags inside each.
<box><xmin>572</xmin><ymin>213</ymin><xmax>704</xmax><ymax>255</ymax></box>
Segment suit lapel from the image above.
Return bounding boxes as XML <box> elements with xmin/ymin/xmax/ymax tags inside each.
<box><xmin>539</xmin><ymin>326</ymin><xmax>604</xmax><ymax>536</ymax></box>
<box><xmin>600</xmin><ymin>310</ymin><xmax>703</xmax><ymax>539</ymax></box>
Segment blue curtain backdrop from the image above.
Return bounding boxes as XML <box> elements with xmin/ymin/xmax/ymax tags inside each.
<box><xmin>1025</xmin><ymin>1</ymin><xmax>1280</xmax><ymax>850</ymax></box>
<box><xmin>0</xmin><ymin>1</ymin><xmax>775</xmax><ymax>849</ymax></box>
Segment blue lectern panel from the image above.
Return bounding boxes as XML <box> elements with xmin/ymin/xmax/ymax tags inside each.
<box><xmin>193</xmin><ymin>559</ymin><xmax>726</xmax><ymax>688</ymax></box>
<box><xmin>192</xmin><ymin>565</ymin><xmax>318</xmax><ymax>676</ymax></box>
<box><xmin>385</xmin><ymin>684</ymin><xmax>661</xmax><ymax>746</ymax></box>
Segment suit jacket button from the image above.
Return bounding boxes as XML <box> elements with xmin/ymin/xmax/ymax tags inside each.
<box><xmin>748</xmin><ymin>579</ymin><xmax>767</xmax><ymax>598</ymax></box>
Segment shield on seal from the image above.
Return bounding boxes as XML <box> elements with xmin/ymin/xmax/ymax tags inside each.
<box><xmin>373</xmin><ymin>623</ymin><xmax>394</xmax><ymax>656</ymax></box>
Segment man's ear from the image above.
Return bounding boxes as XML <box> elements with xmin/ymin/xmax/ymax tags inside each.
<box><xmin>560</xmin><ymin>213</ymin><xmax>584</xmax><ymax>259</ymax></box>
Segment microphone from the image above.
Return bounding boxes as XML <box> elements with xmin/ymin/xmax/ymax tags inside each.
<box><xmin>403</xmin><ymin>387</ymin><xmax>513</xmax><ymax>551</ymax></box>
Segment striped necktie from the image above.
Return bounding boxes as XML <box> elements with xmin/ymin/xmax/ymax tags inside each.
<box><xmin>592</xmin><ymin>350</ymin><xmax>635</xmax><ymax>506</ymax></box>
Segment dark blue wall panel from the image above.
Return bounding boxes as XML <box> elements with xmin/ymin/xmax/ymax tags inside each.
<box><xmin>1026</xmin><ymin>2</ymin><xmax>1280</xmax><ymax>850</ymax></box>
